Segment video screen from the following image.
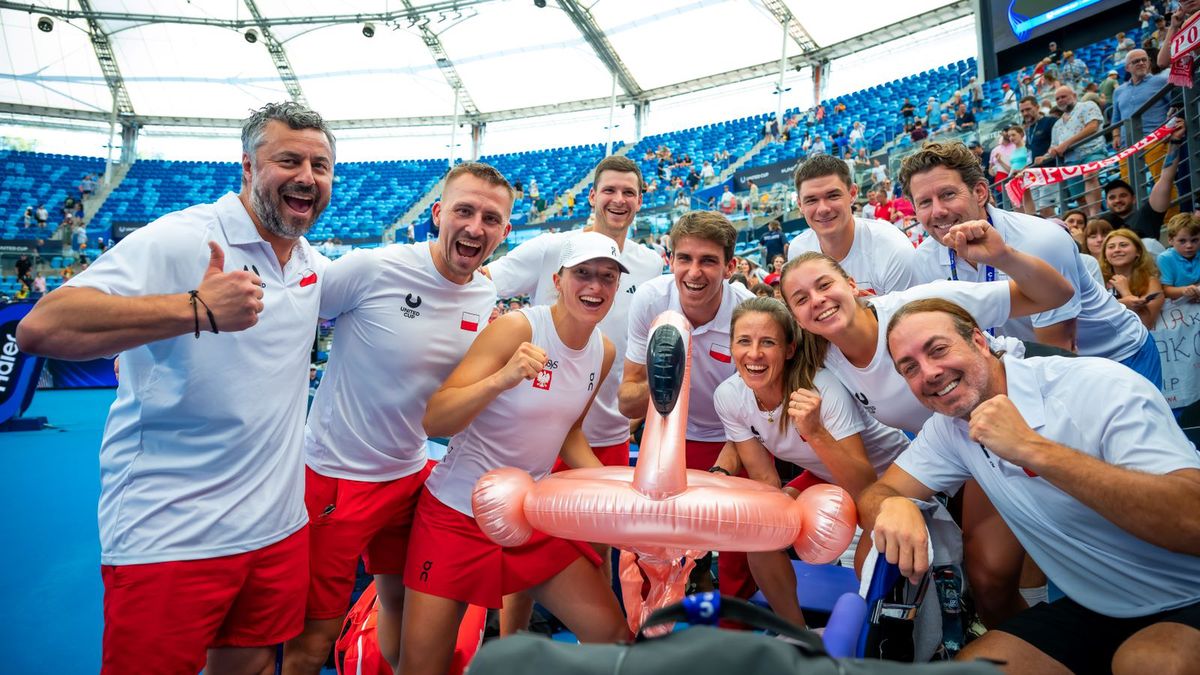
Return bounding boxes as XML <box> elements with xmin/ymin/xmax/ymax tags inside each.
<box><xmin>992</xmin><ymin>0</ymin><xmax>1126</xmax><ymax>50</ymax></box>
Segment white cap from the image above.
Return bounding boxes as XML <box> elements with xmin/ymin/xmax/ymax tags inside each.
<box><xmin>558</xmin><ymin>231</ymin><xmax>630</xmax><ymax>273</ymax></box>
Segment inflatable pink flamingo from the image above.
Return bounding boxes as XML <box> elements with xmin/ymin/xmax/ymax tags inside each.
<box><xmin>472</xmin><ymin>311</ymin><xmax>857</xmax><ymax>632</ymax></box>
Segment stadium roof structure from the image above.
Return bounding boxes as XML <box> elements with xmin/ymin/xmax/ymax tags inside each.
<box><xmin>0</xmin><ymin>0</ymin><xmax>969</xmax><ymax>132</ymax></box>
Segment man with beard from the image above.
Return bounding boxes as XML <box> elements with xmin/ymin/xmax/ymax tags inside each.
<box><xmin>284</xmin><ymin>162</ymin><xmax>514</xmax><ymax>674</ymax></box>
<box><xmin>17</xmin><ymin>102</ymin><xmax>334</xmax><ymax>675</ymax></box>
<box><xmin>861</xmin><ymin>298</ymin><xmax>1200</xmax><ymax>674</ymax></box>
<box><xmin>902</xmin><ymin>142</ymin><xmax>1155</xmax><ymax>381</ymax></box>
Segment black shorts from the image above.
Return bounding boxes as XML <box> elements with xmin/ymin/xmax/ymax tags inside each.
<box><xmin>997</xmin><ymin>596</ymin><xmax>1200</xmax><ymax>673</ymax></box>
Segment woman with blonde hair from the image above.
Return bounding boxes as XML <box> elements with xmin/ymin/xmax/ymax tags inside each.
<box><xmin>1101</xmin><ymin>228</ymin><xmax>1164</xmax><ymax>329</ymax></box>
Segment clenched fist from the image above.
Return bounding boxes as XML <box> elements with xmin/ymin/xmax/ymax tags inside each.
<box><xmin>495</xmin><ymin>342</ymin><xmax>548</xmax><ymax>390</ymax></box>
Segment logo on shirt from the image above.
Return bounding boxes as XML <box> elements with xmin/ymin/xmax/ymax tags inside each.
<box><xmin>299</xmin><ymin>268</ymin><xmax>318</xmax><ymax>288</ymax></box>
<box><xmin>853</xmin><ymin>392</ymin><xmax>877</xmax><ymax>415</ymax></box>
<box><xmin>626</xmin><ymin>285</ymin><xmax>638</xmax><ymax>294</ymax></box>
<box><xmin>750</xmin><ymin>425</ymin><xmax>762</xmax><ymax>439</ymax></box>
<box><xmin>709</xmin><ymin>344</ymin><xmax>732</xmax><ymax>363</ymax></box>
<box><xmin>460</xmin><ymin>312</ymin><xmax>480</xmax><ymax>332</ymax></box>
<box><xmin>533</xmin><ymin>369</ymin><xmax>553</xmax><ymax>390</ymax></box>
<box><xmin>587</xmin><ymin>372</ymin><xmax>595</xmax><ymax>391</ymax></box>
<box><xmin>243</xmin><ymin>264</ymin><xmax>266</xmax><ymax>288</ymax></box>
<box><xmin>401</xmin><ymin>293</ymin><xmax>422</xmax><ymax>319</ymax></box>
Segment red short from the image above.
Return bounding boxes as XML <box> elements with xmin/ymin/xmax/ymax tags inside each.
<box><xmin>551</xmin><ymin>440</ymin><xmax>631</xmax><ymax>473</ymax></box>
<box><xmin>100</xmin><ymin>527</ymin><xmax>307</xmax><ymax>675</ymax></box>
<box><xmin>784</xmin><ymin>470</ymin><xmax>828</xmax><ymax>494</ymax></box>
<box><xmin>304</xmin><ymin>461</ymin><xmax>434</xmax><ymax>620</ymax></box>
<box><xmin>404</xmin><ymin>490</ymin><xmax>601</xmax><ymax>609</ymax></box>
<box><xmin>684</xmin><ymin>439</ymin><xmax>757</xmax><ymax>599</ymax></box>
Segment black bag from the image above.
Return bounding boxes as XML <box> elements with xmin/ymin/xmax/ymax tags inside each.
<box><xmin>469</xmin><ymin>593</ymin><xmax>1001</xmax><ymax>675</ymax></box>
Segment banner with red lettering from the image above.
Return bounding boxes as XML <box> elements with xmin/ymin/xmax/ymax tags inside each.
<box><xmin>1170</xmin><ymin>11</ymin><xmax>1200</xmax><ymax>88</ymax></box>
<box><xmin>1153</xmin><ymin>298</ymin><xmax>1200</xmax><ymax>409</ymax></box>
<box><xmin>1005</xmin><ymin>118</ymin><xmax>1183</xmax><ymax>206</ymax></box>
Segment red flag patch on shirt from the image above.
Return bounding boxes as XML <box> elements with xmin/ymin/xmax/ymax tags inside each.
<box><xmin>532</xmin><ymin>369</ymin><xmax>552</xmax><ymax>390</ymax></box>
<box><xmin>709</xmin><ymin>344</ymin><xmax>732</xmax><ymax>363</ymax></box>
<box><xmin>460</xmin><ymin>312</ymin><xmax>480</xmax><ymax>332</ymax></box>
<box><xmin>299</xmin><ymin>269</ymin><xmax>318</xmax><ymax>287</ymax></box>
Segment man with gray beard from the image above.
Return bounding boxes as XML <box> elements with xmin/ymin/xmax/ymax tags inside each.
<box><xmin>17</xmin><ymin>102</ymin><xmax>335</xmax><ymax>675</ymax></box>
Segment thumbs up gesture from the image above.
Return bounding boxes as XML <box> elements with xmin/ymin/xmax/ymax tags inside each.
<box><xmin>196</xmin><ymin>241</ymin><xmax>265</xmax><ymax>332</ymax></box>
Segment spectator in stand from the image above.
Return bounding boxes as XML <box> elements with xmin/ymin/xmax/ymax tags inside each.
<box><xmin>955</xmin><ymin>103</ymin><xmax>976</xmax><ymax>133</ymax></box>
<box><xmin>900</xmin><ymin>98</ymin><xmax>916</xmax><ymax>128</ymax></box>
<box><xmin>700</xmin><ymin>160</ymin><xmax>716</xmax><ymax>185</ymax></box>
<box><xmin>1037</xmin><ymin>70</ymin><xmax>1061</xmax><ymax>100</ymax></box>
<box><xmin>35</xmin><ymin>204</ymin><xmax>48</xmax><ymax>228</ymax></box>
<box><xmin>1047</xmin><ymin>40</ymin><xmax>1063</xmax><ymax>64</ymax></box>
<box><xmin>1001</xmin><ymin>83</ymin><xmax>1018</xmax><ymax>117</ymax></box>
<box><xmin>760</xmin><ymin>220</ymin><xmax>787</xmax><ymax>262</ymax></box>
<box><xmin>1085</xmin><ymin>217</ymin><xmax>1115</xmax><ymax>262</ymax></box>
<box><xmin>1097</xmin><ymin>130</ymin><xmax>1182</xmax><ymax>240</ymax></box>
<box><xmin>1063</xmin><ymin>209</ymin><xmax>1089</xmax><ymax>249</ymax></box>
<box><xmin>15</xmin><ymin>253</ymin><xmax>33</xmax><ymax>287</ymax></box>
<box><xmin>1060</xmin><ymin>51</ymin><xmax>1091</xmax><ymax>91</ymax></box>
<box><xmin>1151</xmin><ymin>16</ymin><xmax>1169</xmax><ymax>51</ymax></box>
<box><xmin>1020</xmin><ymin>96</ymin><xmax>1059</xmax><ymax>215</ymax></box>
<box><xmin>1157</xmin><ymin>0</ymin><xmax>1200</xmax><ymax>71</ymax></box>
<box><xmin>31</xmin><ymin>273</ymin><xmax>46</xmax><ymax>299</ymax></box>
<box><xmin>970</xmin><ymin>76</ymin><xmax>985</xmax><ymax>110</ymax></box>
<box><xmin>1102</xmin><ymin>228</ymin><xmax>1165</xmax><ymax>328</ymax></box>
<box><xmin>22</xmin><ymin>205</ymin><xmax>33</xmax><ymax>228</ymax></box>
<box><xmin>1008</xmin><ymin>126</ymin><xmax>1030</xmax><ymax>179</ymax></box>
<box><xmin>1112</xmin><ymin>50</ymin><xmax>1172</xmax><ymax>188</ymax></box>
<box><xmin>809</xmin><ymin>134</ymin><xmax>827</xmax><ymax>156</ymax></box>
<box><xmin>989</xmin><ymin>128</ymin><xmax>1018</xmax><ymax>188</ymax></box>
<box><xmin>687</xmin><ymin>167</ymin><xmax>701</xmax><ymax>191</ymax></box>
<box><xmin>1049</xmin><ymin>86</ymin><xmax>1107</xmax><ymax>215</ymax></box>
<box><xmin>1100</xmin><ymin>69</ymin><xmax>1122</xmax><ymax>103</ymax></box>
<box><xmin>870</xmin><ymin>159</ymin><xmax>888</xmax><ymax>186</ymax></box>
<box><xmin>1114</xmin><ymin>32</ymin><xmax>1136</xmax><ymax>65</ymax></box>
<box><xmin>78</xmin><ymin>173</ymin><xmax>96</xmax><ymax>200</ymax></box>
<box><xmin>849</xmin><ymin>121</ymin><xmax>866</xmax><ymax>152</ymax></box>
<box><xmin>935</xmin><ymin>113</ymin><xmax>956</xmax><ymax>136</ymax></box>
<box><xmin>910</xmin><ymin>120</ymin><xmax>929</xmax><ymax>143</ymax></box>
<box><xmin>528</xmin><ymin>178</ymin><xmax>539</xmax><ymax>203</ymax></box>
<box><xmin>966</xmin><ymin>140</ymin><xmax>987</xmax><ymax>170</ymax></box>
<box><xmin>1020</xmin><ymin>74</ymin><xmax>1037</xmax><ymax>98</ymax></box>
<box><xmin>863</xmin><ymin>190</ymin><xmax>881</xmax><ymax>220</ymax></box>
<box><xmin>1159</xmin><ymin>213</ymin><xmax>1200</xmax><ymax>301</ymax></box>
<box><xmin>762</xmin><ymin>254</ymin><xmax>786</xmax><ymax>287</ymax></box>
<box><xmin>718</xmin><ymin>185</ymin><xmax>737</xmax><ymax>214</ymax></box>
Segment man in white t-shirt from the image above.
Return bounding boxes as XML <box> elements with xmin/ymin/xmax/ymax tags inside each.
<box><xmin>283</xmin><ymin>163</ymin><xmax>513</xmax><ymax>674</ymax></box>
<box><xmin>17</xmin><ymin>102</ymin><xmax>335</xmax><ymax>675</ymax></box>
<box><xmin>488</xmin><ymin>155</ymin><xmax>663</xmax><ymax>470</ymax></box>
<box><xmin>786</xmin><ymin>154</ymin><xmax>916</xmax><ymax>296</ymax></box>
<box><xmin>900</xmin><ymin>141</ymin><xmax>1157</xmax><ymax>385</ymax></box>
<box><xmin>862</xmin><ymin>298</ymin><xmax>1200</xmax><ymax>674</ymax></box>
<box><xmin>619</xmin><ymin>210</ymin><xmax>756</xmax><ymax>598</ymax></box>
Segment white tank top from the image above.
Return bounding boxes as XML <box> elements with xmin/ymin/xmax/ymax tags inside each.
<box><xmin>426</xmin><ymin>305</ymin><xmax>606</xmax><ymax>515</ymax></box>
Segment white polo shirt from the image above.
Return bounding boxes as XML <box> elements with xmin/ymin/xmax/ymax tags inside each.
<box><xmin>896</xmin><ymin>355</ymin><xmax>1200</xmax><ymax>617</ymax></box>
<box><xmin>626</xmin><ymin>275</ymin><xmax>754</xmax><ymax>441</ymax></box>
<box><xmin>489</xmin><ymin>230</ymin><xmax>664</xmax><ymax>446</ymax></box>
<box><xmin>912</xmin><ymin>206</ymin><xmax>1146</xmax><ymax>361</ymax></box>
<box><xmin>305</xmin><ymin>242</ymin><xmax>497</xmax><ymax>481</ymax></box>
<box><xmin>714</xmin><ymin>368</ymin><xmax>909</xmax><ymax>483</ymax></box>
<box><xmin>786</xmin><ymin>217</ymin><xmax>916</xmax><ymax>295</ymax></box>
<box><xmin>824</xmin><ymin>281</ymin><xmax>1012</xmax><ymax>434</ymax></box>
<box><xmin>66</xmin><ymin>192</ymin><xmax>327</xmax><ymax>565</ymax></box>
<box><xmin>425</xmin><ymin>305</ymin><xmax>606</xmax><ymax>515</ymax></box>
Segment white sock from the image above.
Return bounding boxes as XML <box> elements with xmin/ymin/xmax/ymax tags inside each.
<box><xmin>1020</xmin><ymin>585</ymin><xmax>1048</xmax><ymax>607</ymax></box>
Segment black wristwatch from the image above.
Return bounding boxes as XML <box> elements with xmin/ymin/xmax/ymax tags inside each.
<box><xmin>708</xmin><ymin>466</ymin><xmax>731</xmax><ymax>476</ymax></box>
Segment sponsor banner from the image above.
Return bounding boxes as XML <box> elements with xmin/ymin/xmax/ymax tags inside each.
<box><xmin>733</xmin><ymin>157</ymin><xmax>801</xmax><ymax>191</ymax></box>
<box><xmin>0</xmin><ymin>240</ymin><xmax>40</xmax><ymax>254</ymax></box>
<box><xmin>1005</xmin><ymin>118</ymin><xmax>1182</xmax><ymax>205</ymax></box>
<box><xmin>0</xmin><ymin>302</ymin><xmax>46</xmax><ymax>425</ymax></box>
<box><xmin>111</xmin><ymin>221</ymin><xmax>148</xmax><ymax>242</ymax></box>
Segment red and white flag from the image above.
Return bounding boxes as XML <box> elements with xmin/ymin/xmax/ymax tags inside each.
<box><xmin>1005</xmin><ymin>118</ymin><xmax>1182</xmax><ymax>206</ymax></box>
<box><xmin>709</xmin><ymin>343</ymin><xmax>732</xmax><ymax>363</ymax></box>
<box><xmin>460</xmin><ymin>312</ymin><xmax>480</xmax><ymax>332</ymax></box>
<box><xmin>1170</xmin><ymin>11</ymin><xmax>1200</xmax><ymax>87</ymax></box>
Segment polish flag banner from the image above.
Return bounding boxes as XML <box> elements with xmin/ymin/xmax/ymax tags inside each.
<box><xmin>1005</xmin><ymin>118</ymin><xmax>1182</xmax><ymax>206</ymax></box>
<box><xmin>1170</xmin><ymin>11</ymin><xmax>1200</xmax><ymax>87</ymax></box>
<box><xmin>709</xmin><ymin>343</ymin><xmax>732</xmax><ymax>363</ymax></box>
<box><xmin>460</xmin><ymin>312</ymin><xmax>480</xmax><ymax>332</ymax></box>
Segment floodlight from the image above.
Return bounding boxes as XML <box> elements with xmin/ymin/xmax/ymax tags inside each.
<box><xmin>534</xmin><ymin>0</ymin><xmax>547</xmax><ymax>7</ymax></box>
<box><xmin>37</xmin><ymin>16</ymin><xmax>54</xmax><ymax>33</ymax></box>
<box><xmin>244</xmin><ymin>28</ymin><xmax>259</xmax><ymax>44</ymax></box>
<box><xmin>362</xmin><ymin>22</ymin><xmax>375</xmax><ymax>38</ymax></box>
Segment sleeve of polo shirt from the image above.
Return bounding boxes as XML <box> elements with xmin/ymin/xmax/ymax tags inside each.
<box><xmin>714</xmin><ymin>379</ymin><xmax>755</xmax><ymax>442</ymax></box>
<box><xmin>1077</xmin><ymin>362</ymin><xmax>1200</xmax><ymax>475</ymax></box>
<box><xmin>893</xmin><ymin>420</ymin><xmax>973</xmax><ymax>494</ymax></box>
<box><xmin>878</xmin><ymin>228</ymin><xmax>918</xmax><ymax>293</ymax></box>
<box><xmin>1157</xmin><ymin>250</ymin><xmax>1182</xmax><ymax>286</ymax></box>
<box><xmin>624</xmin><ymin>282</ymin><xmax>655</xmax><ymax>365</ymax></box>
<box><xmin>813</xmin><ymin>370</ymin><xmax>868</xmax><ymax>441</ymax></box>
<box><xmin>1024</xmin><ymin>225</ymin><xmax>1084</xmax><ymax>328</ymax></box>
<box><xmin>317</xmin><ymin>248</ymin><xmax>384</xmax><ymax>320</ymax></box>
<box><xmin>911</xmin><ymin>280</ymin><xmax>1012</xmax><ymax>332</ymax></box>
<box><xmin>66</xmin><ymin>216</ymin><xmax>208</xmax><ymax>297</ymax></box>
<box><xmin>489</xmin><ymin>234</ymin><xmax>549</xmax><ymax>298</ymax></box>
